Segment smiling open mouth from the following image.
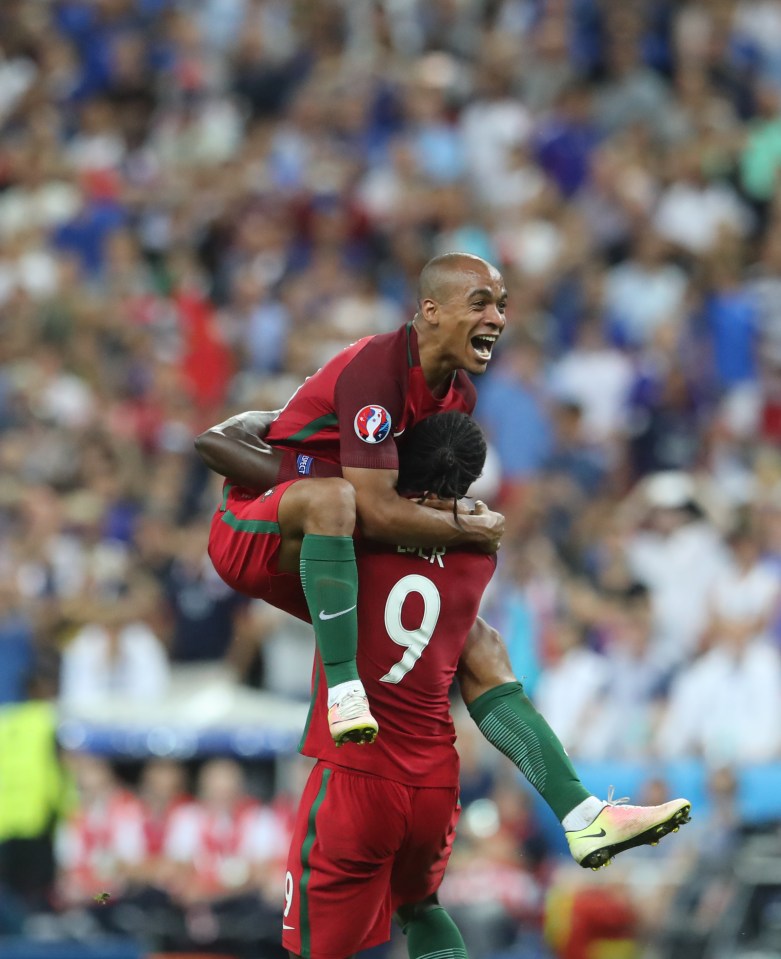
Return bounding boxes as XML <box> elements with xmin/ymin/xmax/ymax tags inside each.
<box><xmin>471</xmin><ymin>334</ymin><xmax>498</xmax><ymax>361</ymax></box>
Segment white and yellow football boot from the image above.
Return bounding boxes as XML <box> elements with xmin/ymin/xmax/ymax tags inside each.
<box><xmin>567</xmin><ymin>790</ymin><xmax>691</xmax><ymax>870</ymax></box>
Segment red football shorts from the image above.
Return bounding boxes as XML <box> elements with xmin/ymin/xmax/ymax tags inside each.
<box><xmin>282</xmin><ymin>762</ymin><xmax>459</xmax><ymax>959</ymax></box>
<box><xmin>208</xmin><ymin>480</ymin><xmax>310</xmax><ymax>619</ymax></box>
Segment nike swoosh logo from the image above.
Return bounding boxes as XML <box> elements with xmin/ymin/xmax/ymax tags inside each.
<box><xmin>318</xmin><ymin>605</ymin><xmax>357</xmax><ymax>621</ymax></box>
<box><xmin>393</xmin><ymin>428</ymin><xmax>405</xmax><ymax>437</ymax></box>
<box><xmin>283</xmin><ymin>923</ymin><xmax>295</xmax><ymax>930</ymax></box>
<box><xmin>581</xmin><ymin>828</ymin><xmax>606</xmax><ymax>839</ymax></box>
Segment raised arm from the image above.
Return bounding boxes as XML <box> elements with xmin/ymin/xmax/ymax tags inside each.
<box><xmin>344</xmin><ymin>465</ymin><xmax>504</xmax><ymax>553</ymax></box>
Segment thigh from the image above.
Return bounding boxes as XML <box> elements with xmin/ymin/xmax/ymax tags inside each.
<box><xmin>283</xmin><ymin>765</ymin><xmax>410</xmax><ymax>959</ymax></box>
<box><xmin>208</xmin><ymin>480</ymin><xmax>307</xmax><ymax>615</ymax></box>
<box><xmin>391</xmin><ymin>786</ymin><xmax>460</xmax><ymax>911</ymax></box>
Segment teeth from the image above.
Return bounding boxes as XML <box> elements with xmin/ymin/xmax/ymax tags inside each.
<box><xmin>472</xmin><ymin>335</ymin><xmax>497</xmax><ymax>358</ymax></box>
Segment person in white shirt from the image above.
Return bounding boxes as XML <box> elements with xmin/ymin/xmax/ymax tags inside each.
<box><xmin>655</xmin><ymin>521</ymin><xmax>781</xmax><ymax>763</ymax></box>
<box><xmin>623</xmin><ymin>472</ymin><xmax>730</xmax><ymax>674</ymax></box>
<box><xmin>549</xmin><ymin>319</ymin><xmax>634</xmax><ymax>447</ymax></box>
<box><xmin>706</xmin><ymin>522</ymin><xmax>780</xmax><ymax>639</ymax></box>
<box><xmin>533</xmin><ymin>617</ymin><xmax>609</xmax><ymax>757</ymax></box>
<box><xmin>604</xmin><ymin>232</ymin><xmax>688</xmax><ymax>348</ymax></box>
<box><xmin>577</xmin><ymin>585</ymin><xmax>667</xmax><ymax>761</ymax></box>
<box><xmin>55</xmin><ymin>752</ymin><xmax>147</xmax><ymax>906</ymax></box>
<box><xmin>653</xmin><ymin>144</ymin><xmax>753</xmax><ymax>255</ymax></box>
<box><xmin>163</xmin><ymin>758</ymin><xmax>289</xmax><ymax>903</ymax></box>
<box><xmin>59</xmin><ymin>585</ymin><xmax>170</xmax><ymax>707</ymax></box>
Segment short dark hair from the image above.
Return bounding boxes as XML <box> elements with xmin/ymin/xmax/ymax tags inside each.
<box><xmin>397</xmin><ymin>411</ymin><xmax>487</xmax><ymax>499</ymax></box>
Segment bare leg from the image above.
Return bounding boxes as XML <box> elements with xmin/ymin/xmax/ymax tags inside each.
<box><xmin>275</xmin><ymin>477</ymin><xmax>356</xmax><ymax>572</ymax></box>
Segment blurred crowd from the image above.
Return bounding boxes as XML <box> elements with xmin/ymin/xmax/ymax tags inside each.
<box><xmin>1</xmin><ymin>750</ymin><xmax>294</xmax><ymax>956</ymax></box>
<box><xmin>3</xmin><ymin>0</ymin><xmax>781</xmax><ymax>956</ymax></box>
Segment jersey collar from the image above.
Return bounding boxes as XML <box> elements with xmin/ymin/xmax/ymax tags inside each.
<box><xmin>405</xmin><ymin>322</ymin><xmax>419</xmax><ymax>368</ymax></box>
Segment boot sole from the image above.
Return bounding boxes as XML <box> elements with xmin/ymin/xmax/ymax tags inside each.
<box><xmin>333</xmin><ymin>724</ymin><xmax>378</xmax><ymax>747</ymax></box>
<box><xmin>580</xmin><ymin>802</ymin><xmax>692</xmax><ymax>870</ymax></box>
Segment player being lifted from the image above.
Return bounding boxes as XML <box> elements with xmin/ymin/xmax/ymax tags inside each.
<box><xmin>200</xmin><ymin>252</ymin><xmax>507</xmax><ymax>747</ymax></box>
<box><xmin>197</xmin><ymin>254</ymin><xmax>690</xmax><ymax>880</ymax></box>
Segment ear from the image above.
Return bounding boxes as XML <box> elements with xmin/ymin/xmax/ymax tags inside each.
<box><xmin>418</xmin><ymin>298</ymin><xmax>439</xmax><ymax>327</ymax></box>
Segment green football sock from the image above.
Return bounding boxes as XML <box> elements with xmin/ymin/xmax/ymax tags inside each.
<box><xmin>467</xmin><ymin>681</ymin><xmax>591</xmax><ymax>822</ymax></box>
<box><xmin>400</xmin><ymin>905</ymin><xmax>468</xmax><ymax>959</ymax></box>
<box><xmin>299</xmin><ymin>534</ymin><xmax>360</xmax><ymax>688</ymax></box>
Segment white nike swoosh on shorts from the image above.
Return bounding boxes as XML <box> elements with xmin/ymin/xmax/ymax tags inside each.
<box><xmin>318</xmin><ymin>604</ymin><xmax>357</xmax><ymax>621</ymax></box>
<box><xmin>283</xmin><ymin>923</ymin><xmax>295</xmax><ymax>930</ymax></box>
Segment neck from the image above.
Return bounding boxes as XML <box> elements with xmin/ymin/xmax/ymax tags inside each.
<box><xmin>413</xmin><ymin>318</ymin><xmax>455</xmax><ymax>395</ymax></box>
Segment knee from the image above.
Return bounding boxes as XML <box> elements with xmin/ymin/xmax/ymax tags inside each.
<box><xmin>303</xmin><ymin>478</ymin><xmax>356</xmax><ymax>534</ymax></box>
<box><xmin>316</xmin><ymin>478</ymin><xmax>356</xmax><ymax>520</ymax></box>
<box><xmin>395</xmin><ymin>893</ymin><xmax>440</xmax><ymax>930</ymax></box>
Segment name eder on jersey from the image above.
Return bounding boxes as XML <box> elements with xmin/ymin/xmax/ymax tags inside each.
<box><xmin>396</xmin><ymin>544</ymin><xmax>447</xmax><ymax>567</ymax></box>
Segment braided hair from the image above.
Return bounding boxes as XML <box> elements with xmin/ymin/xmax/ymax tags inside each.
<box><xmin>396</xmin><ymin>411</ymin><xmax>487</xmax><ymax>501</ymax></box>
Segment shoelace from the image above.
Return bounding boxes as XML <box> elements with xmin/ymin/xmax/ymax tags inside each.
<box><xmin>606</xmin><ymin>785</ymin><xmax>630</xmax><ymax>806</ymax></box>
<box><xmin>335</xmin><ymin>692</ymin><xmax>370</xmax><ymax>720</ymax></box>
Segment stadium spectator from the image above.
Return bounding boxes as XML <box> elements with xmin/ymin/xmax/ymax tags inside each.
<box><xmin>476</xmin><ymin>330</ymin><xmax>554</xmax><ymax>523</ymax></box>
<box><xmin>655</xmin><ymin>519</ymin><xmax>781</xmax><ymax>763</ymax></box>
<box><xmin>532</xmin><ymin>616</ymin><xmax>609</xmax><ymax>758</ymax></box>
<box><xmin>603</xmin><ymin>231</ymin><xmax>688</xmax><ymax>349</ymax></box>
<box><xmin>549</xmin><ymin>317</ymin><xmax>634</xmax><ymax>446</ymax></box>
<box><xmin>0</xmin><ymin>661</ymin><xmax>65</xmax><ymax>920</ymax></box>
<box><xmin>653</xmin><ymin>142</ymin><xmax>753</xmax><ymax>256</ymax></box>
<box><xmin>160</xmin><ymin>519</ymin><xmax>251</xmax><ymax>664</ymax></box>
<box><xmin>534</xmin><ymin>82</ymin><xmax>600</xmax><ymax>199</ymax></box>
<box><xmin>55</xmin><ymin>752</ymin><xmax>146</xmax><ymax>909</ymax></box>
<box><xmin>163</xmin><ymin>758</ymin><xmax>289</xmax><ymax>905</ymax></box>
<box><xmin>576</xmin><ymin>585</ymin><xmax>666</xmax><ymax>760</ymax></box>
<box><xmin>622</xmin><ymin>471</ymin><xmax>730</xmax><ymax>674</ymax></box>
<box><xmin>161</xmin><ymin>757</ymin><xmax>289</xmax><ymax>955</ymax></box>
<box><xmin>440</xmin><ymin>794</ymin><xmax>545</xmax><ymax>958</ymax></box>
<box><xmin>128</xmin><ymin>758</ymin><xmax>190</xmax><ymax>891</ymax></box>
<box><xmin>0</xmin><ymin>580</ymin><xmax>35</xmax><ymax>706</ymax></box>
<box><xmin>59</xmin><ymin>580</ymin><xmax>170</xmax><ymax>708</ymax></box>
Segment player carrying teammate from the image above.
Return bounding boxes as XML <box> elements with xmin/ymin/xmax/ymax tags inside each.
<box><xmin>283</xmin><ymin>410</ymin><xmax>499</xmax><ymax>959</ymax></box>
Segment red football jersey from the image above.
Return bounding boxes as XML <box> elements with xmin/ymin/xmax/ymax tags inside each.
<box><xmin>299</xmin><ymin>542</ymin><xmax>496</xmax><ymax>787</ymax></box>
<box><xmin>265</xmin><ymin>323</ymin><xmax>476</xmax><ymax>473</ymax></box>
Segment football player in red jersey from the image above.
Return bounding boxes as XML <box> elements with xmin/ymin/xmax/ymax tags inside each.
<box><xmin>282</xmin><ymin>411</ymin><xmax>494</xmax><ymax>959</ymax></box>
<box><xmin>199</xmin><ymin>253</ymin><xmax>506</xmax><ymax>746</ymax></box>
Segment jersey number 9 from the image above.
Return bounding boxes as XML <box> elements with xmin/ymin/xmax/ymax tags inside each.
<box><xmin>380</xmin><ymin>574</ymin><xmax>441</xmax><ymax>684</ymax></box>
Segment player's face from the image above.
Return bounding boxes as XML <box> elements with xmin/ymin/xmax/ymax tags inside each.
<box><xmin>428</xmin><ymin>263</ymin><xmax>507</xmax><ymax>376</ymax></box>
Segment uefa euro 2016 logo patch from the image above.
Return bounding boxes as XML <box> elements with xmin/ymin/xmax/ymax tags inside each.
<box><xmin>354</xmin><ymin>405</ymin><xmax>391</xmax><ymax>444</ymax></box>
